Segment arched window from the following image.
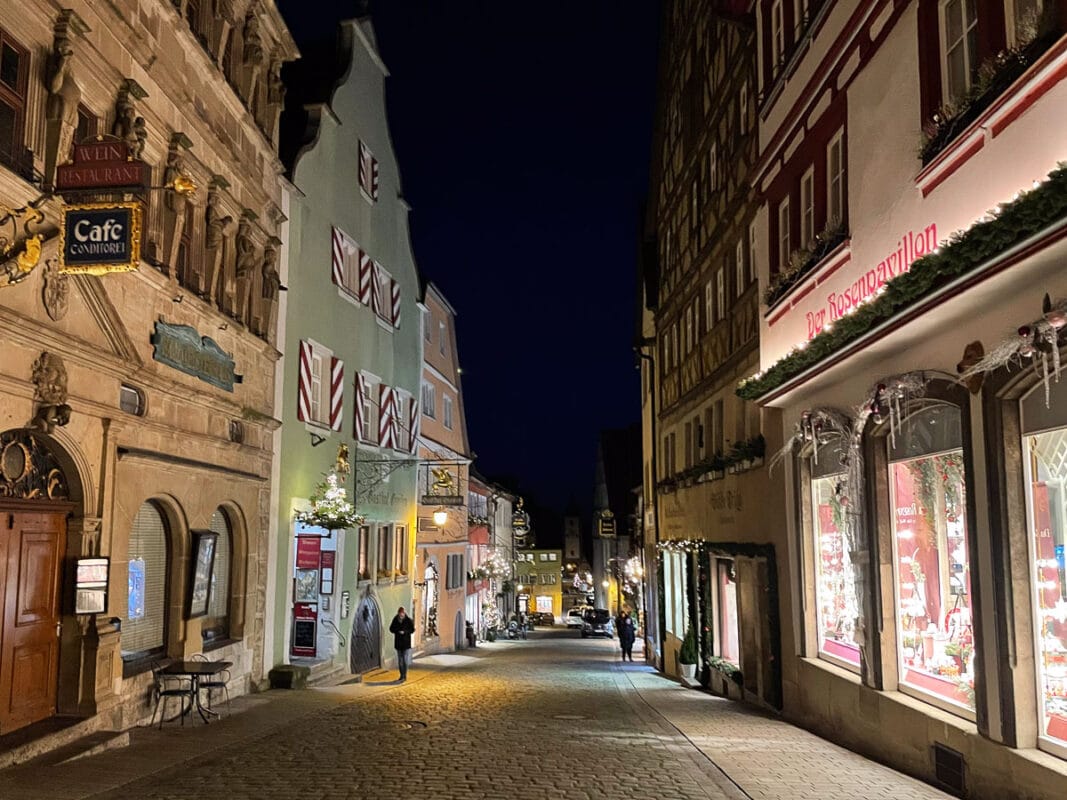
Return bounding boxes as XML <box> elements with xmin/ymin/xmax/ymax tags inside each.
<box><xmin>123</xmin><ymin>501</ymin><xmax>169</xmax><ymax>664</ymax></box>
<box><xmin>203</xmin><ymin>507</ymin><xmax>232</xmax><ymax>645</ymax></box>
<box><xmin>888</xmin><ymin>402</ymin><xmax>975</xmax><ymax>713</ymax></box>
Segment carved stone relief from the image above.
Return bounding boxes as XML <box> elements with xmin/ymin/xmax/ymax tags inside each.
<box><xmin>30</xmin><ymin>352</ymin><xmax>72</xmax><ymax>434</ymax></box>
<box><xmin>0</xmin><ymin>429</ymin><xmax>70</xmax><ymax>500</ymax></box>
<box><xmin>42</xmin><ymin>257</ymin><xmax>70</xmax><ymax>321</ymax></box>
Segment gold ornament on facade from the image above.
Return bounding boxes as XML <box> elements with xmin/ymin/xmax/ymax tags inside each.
<box><xmin>0</xmin><ymin>203</ymin><xmax>50</xmax><ymax>288</ymax></box>
<box><xmin>430</xmin><ymin>467</ymin><xmax>455</xmax><ymax>494</ymax></box>
<box><xmin>336</xmin><ymin>443</ymin><xmax>351</xmax><ymax>481</ymax></box>
<box><xmin>170</xmin><ymin>173</ymin><xmax>198</xmax><ymax>198</ymax></box>
<box><xmin>0</xmin><ymin>430</ymin><xmax>70</xmax><ymax>500</ymax></box>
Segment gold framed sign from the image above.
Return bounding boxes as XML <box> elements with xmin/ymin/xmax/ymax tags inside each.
<box><xmin>59</xmin><ymin>201</ymin><xmax>142</xmax><ymax>275</ymax></box>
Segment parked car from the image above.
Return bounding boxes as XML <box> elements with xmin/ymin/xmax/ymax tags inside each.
<box><xmin>565</xmin><ymin>606</ymin><xmax>590</xmax><ymax>628</ymax></box>
<box><xmin>580</xmin><ymin>608</ymin><xmax>614</xmax><ymax>638</ymax></box>
<box><xmin>530</xmin><ymin>612</ymin><xmax>555</xmax><ymax>626</ymax></box>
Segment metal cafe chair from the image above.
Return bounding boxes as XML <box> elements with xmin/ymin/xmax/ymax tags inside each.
<box><xmin>150</xmin><ymin>663</ymin><xmax>195</xmax><ymax>728</ymax></box>
<box><xmin>191</xmin><ymin>653</ymin><xmax>231</xmax><ymax>717</ymax></box>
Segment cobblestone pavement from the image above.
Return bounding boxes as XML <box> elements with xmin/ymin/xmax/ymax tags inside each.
<box><xmin>0</xmin><ymin>631</ymin><xmax>951</xmax><ymax>800</ymax></box>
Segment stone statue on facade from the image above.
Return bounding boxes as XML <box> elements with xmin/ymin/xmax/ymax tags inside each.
<box><xmin>243</xmin><ymin>12</ymin><xmax>264</xmax><ymax>66</ymax></box>
<box><xmin>30</xmin><ymin>352</ymin><xmax>72</xmax><ymax>434</ymax></box>
<box><xmin>259</xmin><ymin>238</ymin><xmax>280</xmax><ymax>340</ymax></box>
<box><xmin>112</xmin><ymin>91</ymin><xmax>136</xmax><ymax>145</ymax></box>
<box><xmin>47</xmin><ymin>35</ymin><xmax>80</xmax><ymax>158</ymax></box>
<box><xmin>234</xmin><ymin>218</ymin><xmax>257</xmax><ymax>326</ymax></box>
<box><xmin>131</xmin><ymin>117</ymin><xmax>148</xmax><ymax>159</ymax></box>
<box><xmin>204</xmin><ymin>188</ymin><xmax>233</xmax><ymax>304</ymax></box>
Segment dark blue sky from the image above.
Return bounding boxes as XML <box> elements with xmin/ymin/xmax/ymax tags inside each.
<box><xmin>280</xmin><ymin>2</ymin><xmax>660</xmax><ymax>514</ymax></box>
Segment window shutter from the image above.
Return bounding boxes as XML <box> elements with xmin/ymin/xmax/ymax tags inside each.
<box><xmin>207</xmin><ymin>509</ymin><xmax>231</xmax><ymax>626</ymax></box>
<box><xmin>330</xmin><ymin>356</ymin><xmax>343</xmax><ymax>432</ymax></box>
<box><xmin>354</xmin><ymin>373</ymin><xmax>367</xmax><ymax>442</ymax></box>
<box><xmin>358</xmin><ymin>249</ymin><xmax>372</xmax><ymax>305</ymax></box>
<box><xmin>371</xmin><ymin>155</ymin><xmax>379</xmax><ymax>200</ymax></box>
<box><xmin>378</xmin><ymin>384</ymin><xmax>394</xmax><ymax>448</ymax></box>
<box><xmin>330</xmin><ymin>227</ymin><xmax>345</xmax><ymax>286</ymax></box>
<box><xmin>390</xmin><ymin>278</ymin><xmax>400</xmax><ymax>328</ymax></box>
<box><xmin>391</xmin><ymin>392</ymin><xmax>403</xmax><ymax>451</ymax></box>
<box><xmin>297</xmin><ymin>340</ymin><xmax>313</xmax><ymax>422</ymax></box>
<box><xmin>408</xmin><ymin>396</ymin><xmax>420</xmax><ymax>454</ymax></box>
<box><xmin>372</xmin><ymin>261</ymin><xmax>385</xmax><ymax>318</ymax></box>
<box><xmin>359</xmin><ymin>140</ymin><xmax>371</xmax><ymax>197</ymax></box>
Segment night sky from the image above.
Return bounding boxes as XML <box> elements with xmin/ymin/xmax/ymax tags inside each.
<box><xmin>279</xmin><ymin>2</ymin><xmax>661</xmax><ymax>524</ymax></box>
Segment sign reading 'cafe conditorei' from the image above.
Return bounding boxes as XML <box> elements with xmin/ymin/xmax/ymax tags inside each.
<box><xmin>58</xmin><ymin>201</ymin><xmax>142</xmax><ymax>275</ymax></box>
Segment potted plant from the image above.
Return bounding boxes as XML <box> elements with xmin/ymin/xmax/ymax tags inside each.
<box><xmin>678</xmin><ymin>625</ymin><xmax>698</xmax><ymax>681</ymax></box>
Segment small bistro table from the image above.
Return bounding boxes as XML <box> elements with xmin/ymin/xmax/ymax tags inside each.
<box><xmin>159</xmin><ymin>660</ymin><xmax>233</xmax><ymax>723</ymax></box>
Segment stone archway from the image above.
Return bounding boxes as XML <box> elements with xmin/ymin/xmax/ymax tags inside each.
<box><xmin>0</xmin><ymin>429</ymin><xmax>85</xmax><ymax>734</ymax></box>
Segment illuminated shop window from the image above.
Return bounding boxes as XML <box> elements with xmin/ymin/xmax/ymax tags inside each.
<box><xmin>716</xmin><ymin>558</ymin><xmax>739</xmax><ymax>665</ymax></box>
<box><xmin>811</xmin><ymin>439</ymin><xmax>859</xmax><ymax>667</ymax></box>
<box><xmin>889</xmin><ymin>404</ymin><xmax>975</xmax><ymax>712</ymax></box>
<box><xmin>1022</xmin><ymin>380</ymin><xmax>1067</xmax><ymax>753</ymax></box>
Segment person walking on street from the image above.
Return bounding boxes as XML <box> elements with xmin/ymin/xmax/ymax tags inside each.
<box><xmin>617</xmin><ymin>609</ymin><xmax>636</xmax><ymax>662</ymax></box>
<box><xmin>389</xmin><ymin>606</ymin><xmax>415</xmax><ymax>682</ymax></box>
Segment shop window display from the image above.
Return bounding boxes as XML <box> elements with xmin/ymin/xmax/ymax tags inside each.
<box><xmin>811</xmin><ymin>440</ymin><xmax>860</xmax><ymax>666</ymax></box>
<box><xmin>889</xmin><ymin>404</ymin><xmax>974</xmax><ymax>711</ymax></box>
<box><xmin>1022</xmin><ymin>383</ymin><xmax>1067</xmax><ymax>750</ymax></box>
<box><xmin>717</xmin><ymin>559</ymin><xmax>740</xmax><ymax>664</ymax></box>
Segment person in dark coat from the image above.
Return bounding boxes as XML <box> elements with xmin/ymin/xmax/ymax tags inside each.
<box><xmin>617</xmin><ymin>610</ymin><xmax>636</xmax><ymax>661</ymax></box>
<box><xmin>389</xmin><ymin>606</ymin><xmax>415</xmax><ymax>681</ymax></box>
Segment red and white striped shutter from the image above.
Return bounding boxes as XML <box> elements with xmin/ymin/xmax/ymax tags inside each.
<box><xmin>390</xmin><ymin>278</ymin><xmax>400</xmax><ymax>328</ymax></box>
<box><xmin>358</xmin><ymin>249</ymin><xmax>372</xmax><ymax>305</ymax></box>
<box><xmin>371</xmin><ymin>155</ymin><xmax>379</xmax><ymax>200</ymax></box>
<box><xmin>359</xmin><ymin>140</ymin><xmax>370</xmax><ymax>196</ymax></box>
<box><xmin>371</xmin><ymin>261</ymin><xmax>384</xmax><ymax>318</ymax></box>
<box><xmin>378</xmin><ymin>385</ymin><xmax>393</xmax><ymax>448</ymax></box>
<box><xmin>330</xmin><ymin>227</ymin><xmax>345</xmax><ymax>286</ymax></box>
<box><xmin>391</xmin><ymin>392</ymin><xmax>403</xmax><ymax>451</ymax></box>
<box><xmin>329</xmin><ymin>357</ymin><xmax>343</xmax><ymax>431</ymax></box>
<box><xmin>297</xmin><ymin>340</ymin><xmax>313</xmax><ymax>422</ymax></box>
<box><xmin>354</xmin><ymin>373</ymin><xmax>367</xmax><ymax>441</ymax></box>
<box><xmin>407</xmin><ymin>396</ymin><xmax>420</xmax><ymax>454</ymax></box>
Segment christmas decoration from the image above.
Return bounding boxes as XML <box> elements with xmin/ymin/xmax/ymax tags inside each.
<box><xmin>294</xmin><ymin>472</ymin><xmax>363</xmax><ymax>531</ymax></box>
<box><xmin>738</xmin><ymin>164</ymin><xmax>1067</xmax><ymax>401</ymax></box>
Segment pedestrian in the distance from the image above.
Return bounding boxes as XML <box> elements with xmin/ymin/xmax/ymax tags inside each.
<box><xmin>389</xmin><ymin>606</ymin><xmax>415</xmax><ymax>682</ymax></box>
<box><xmin>617</xmin><ymin>609</ymin><xmax>636</xmax><ymax>662</ymax></box>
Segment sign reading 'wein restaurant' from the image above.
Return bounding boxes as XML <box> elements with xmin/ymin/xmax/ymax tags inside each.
<box><xmin>56</xmin><ymin>140</ymin><xmax>150</xmax><ymax>192</ymax></box>
<box><xmin>59</xmin><ymin>201</ymin><xmax>142</xmax><ymax>275</ymax></box>
<box><xmin>151</xmin><ymin>321</ymin><xmax>243</xmax><ymax>392</ymax></box>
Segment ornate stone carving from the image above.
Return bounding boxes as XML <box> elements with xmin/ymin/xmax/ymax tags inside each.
<box><xmin>204</xmin><ymin>184</ymin><xmax>234</xmax><ymax>305</ymax></box>
<box><xmin>0</xmin><ymin>429</ymin><xmax>70</xmax><ymax>500</ymax></box>
<box><xmin>42</xmin><ymin>257</ymin><xmax>70</xmax><ymax>321</ymax></box>
<box><xmin>30</xmin><ymin>352</ymin><xmax>72</xmax><ymax>434</ymax></box>
<box><xmin>243</xmin><ymin>12</ymin><xmax>264</xmax><ymax>66</ymax></box>
<box><xmin>0</xmin><ymin>202</ymin><xmax>48</xmax><ymax>288</ymax></box>
<box><xmin>42</xmin><ymin>11</ymin><xmax>86</xmax><ymax>188</ymax></box>
<box><xmin>234</xmin><ymin>215</ymin><xmax>257</xmax><ymax>326</ymax></box>
<box><xmin>162</xmin><ymin>134</ymin><xmax>195</xmax><ymax>286</ymax></box>
<box><xmin>259</xmin><ymin>236</ymin><xmax>281</xmax><ymax>340</ymax></box>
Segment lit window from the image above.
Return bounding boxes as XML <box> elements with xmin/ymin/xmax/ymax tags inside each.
<box><xmin>443</xmin><ymin>395</ymin><xmax>454</xmax><ymax>430</ymax></box>
<box><xmin>204</xmin><ymin>508</ymin><xmax>233</xmax><ymax>645</ymax></box>
<box><xmin>889</xmin><ymin>403</ymin><xmax>974</xmax><ymax>713</ymax></box>
<box><xmin>939</xmin><ymin>0</ymin><xmax>978</xmax><ymax>104</ymax></box>
<box><xmin>122</xmin><ymin>502</ymin><xmax>169</xmax><ymax>664</ymax></box>
<box><xmin>377</xmin><ymin>525</ymin><xmax>392</xmax><ymax>577</ymax></box>
<box><xmin>421</xmin><ymin>381</ymin><xmax>436</xmax><ymax>419</ymax></box>
<box><xmin>778</xmin><ymin>196</ymin><xmax>791</xmax><ymax>271</ymax></box>
<box><xmin>1008</xmin><ymin>0</ymin><xmax>1044</xmax><ymax>47</ymax></box>
<box><xmin>439</xmin><ymin>321</ymin><xmax>446</xmax><ymax>356</ymax></box>
<box><xmin>827</xmin><ymin>128</ymin><xmax>846</xmax><ymax>228</ymax></box>
<box><xmin>801</xmin><ymin>166</ymin><xmax>815</xmax><ymax>248</ymax></box>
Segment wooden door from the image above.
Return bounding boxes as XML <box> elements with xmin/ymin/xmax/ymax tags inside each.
<box><xmin>349</xmin><ymin>597</ymin><xmax>381</xmax><ymax>674</ymax></box>
<box><xmin>0</xmin><ymin>510</ymin><xmax>66</xmax><ymax>734</ymax></box>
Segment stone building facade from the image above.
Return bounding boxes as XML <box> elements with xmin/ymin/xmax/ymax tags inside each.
<box><xmin>0</xmin><ymin>0</ymin><xmax>294</xmax><ymax>745</ymax></box>
<box><xmin>638</xmin><ymin>0</ymin><xmax>786</xmax><ymax>710</ymax></box>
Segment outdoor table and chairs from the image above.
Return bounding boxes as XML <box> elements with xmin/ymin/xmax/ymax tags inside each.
<box><xmin>151</xmin><ymin>658</ymin><xmax>233</xmax><ymax>727</ymax></box>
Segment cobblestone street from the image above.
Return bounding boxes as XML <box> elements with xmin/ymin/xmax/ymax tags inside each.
<box><xmin>0</xmin><ymin>631</ymin><xmax>951</xmax><ymax>800</ymax></box>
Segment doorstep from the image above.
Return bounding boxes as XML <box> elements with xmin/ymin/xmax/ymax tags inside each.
<box><xmin>0</xmin><ymin>712</ymin><xmax>125</xmax><ymax>771</ymax></box>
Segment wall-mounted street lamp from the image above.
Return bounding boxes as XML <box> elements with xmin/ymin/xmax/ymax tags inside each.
<box><xmin>602</xmin><ymin>580</ymin><xmax>610</xmax><ymax>589</ymax></box>
<box><xmin>433</xmin><ymin>508</ymin><xmax>448</xmax><ymax>526</ymax></box>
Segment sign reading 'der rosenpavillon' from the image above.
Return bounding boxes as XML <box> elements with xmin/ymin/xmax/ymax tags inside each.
<box><xmin>151</xmin><ymin>321</ymin><xmax>243</xmax><ymax>392</ymax></box>
<box><xmin>59</xmin><ymin>202</ymin><xmax>142</xmax><ymax>275</ymax></box>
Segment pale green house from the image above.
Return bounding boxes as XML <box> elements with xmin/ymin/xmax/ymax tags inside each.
<box><xmin>268</xmin><ymin>15</ymin><xmax>422</xmax><ymax>680</ymax></box>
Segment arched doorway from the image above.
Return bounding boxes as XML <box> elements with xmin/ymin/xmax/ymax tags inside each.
<box><xmin>349</xmin><ymin>595</ymin><xmax>381</xmax><ymax>674</ymax></box>
<box><xmin>0</xmin><ymin>429</ymin><xmax>75</xmax><ymax>735</ymax></box>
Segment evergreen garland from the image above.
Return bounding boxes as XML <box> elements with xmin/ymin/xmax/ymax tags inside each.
<box><xmin>737</xmin><ymin>164</ymin><xmax>1067</xmax><ymax>401</ymax></box>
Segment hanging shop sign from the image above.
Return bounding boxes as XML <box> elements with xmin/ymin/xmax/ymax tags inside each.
<box><xmin>421</xmin><ymin>493</ymin><xmax>464</xmax><ymax>506</ymax></box>
<box><xmin>55</xmin><ymin>140</ymin><xmax>150</xmax><ymax>193</ymax></box>
<box><xmin>59</xmin><ymin>201</ymin><xmax>142</xmax><ymax>275</ymax></box>
<box><xmin>151</xmin><ymin>321</ymin><xmax>243</xmax><ymax>392</ymax></box>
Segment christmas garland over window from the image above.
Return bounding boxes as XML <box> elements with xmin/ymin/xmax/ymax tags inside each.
<box><xmin>738</xmin><ymin>164</ymin><xmax>1067</xmax><ymax>401</ymax></box>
